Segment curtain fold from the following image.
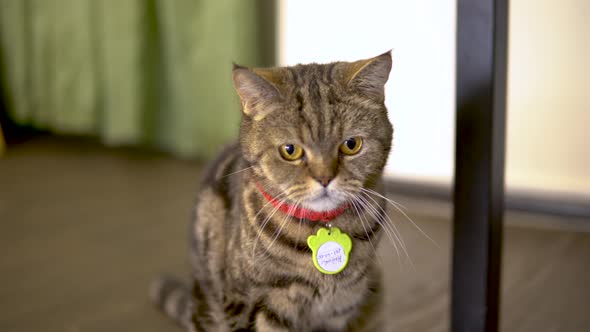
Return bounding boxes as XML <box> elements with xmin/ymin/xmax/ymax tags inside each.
<box><xmin>0</xmin><ymin>0</ymin><xmax>270</xmax><ymax>159</ymax></box>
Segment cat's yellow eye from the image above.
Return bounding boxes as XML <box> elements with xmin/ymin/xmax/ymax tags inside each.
<box><xmin>279</xmin><ymin>144</ymin><xmax>304</xmax><ymax>161</ymax></box>
<box><xmin>340</xmin><ymin>137</ymin><xmax>363</xmax><ymax>155</ymax></box>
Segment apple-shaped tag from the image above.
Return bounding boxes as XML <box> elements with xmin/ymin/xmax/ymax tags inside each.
<box><xmin>307</xmin><ymin>227</ymin><xmax>352</xmax><ymax>275</ymax></box>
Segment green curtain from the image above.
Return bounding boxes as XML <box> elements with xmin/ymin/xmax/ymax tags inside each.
<box><xmin>0</xmin><ymin>0</ymin><xmax>273</xmax><ymax>159</ymax></box>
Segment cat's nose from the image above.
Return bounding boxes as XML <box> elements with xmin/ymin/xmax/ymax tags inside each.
<box><xmin>315</xmin><ymin>176</ymin><xmax>333</xmax><ymax>187</ymax></box>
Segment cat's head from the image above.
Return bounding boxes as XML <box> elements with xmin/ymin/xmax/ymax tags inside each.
<box><xmin>233</xmin><ymin>52</ymin><xmax>393</xmax><ymax>212</ymax></box>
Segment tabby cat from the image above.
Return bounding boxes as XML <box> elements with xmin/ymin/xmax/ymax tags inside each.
<box><xmin>151</xmin><ymin>51</ymin><xmax>394</xmax><ymax>332</ymax></box>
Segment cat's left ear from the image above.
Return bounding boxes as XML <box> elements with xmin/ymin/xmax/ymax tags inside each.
<box><xmin>232</xmin><ymin>65</ymin><xmax>282</xmax><ymax>121</ymax></box>
<box><xmin>341</xmin><ymin>51</ymin><xmax>392</xmax><ymax>102</ymax></box>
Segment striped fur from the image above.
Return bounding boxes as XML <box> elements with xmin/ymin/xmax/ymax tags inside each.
<box><xmin>151</xmin><ymin>52</ymin><xmax>393</xmax><ymax>331</ymax></box>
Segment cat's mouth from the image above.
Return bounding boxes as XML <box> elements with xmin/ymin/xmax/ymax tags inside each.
<box><xmin>301</xmin><ymin>189</ymin><xmax>347</xmax><ymax>212</ymax></box>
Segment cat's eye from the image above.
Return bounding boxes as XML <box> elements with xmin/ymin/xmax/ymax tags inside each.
<box><xmin>340</xmin><ymin>137</ymin><xmax>363</xmax><ymax>155</ymax></box>
<box><xmin>279</xmin><ymin>144</ymin><xmax>304</xmax><ymax>161</ymax></box>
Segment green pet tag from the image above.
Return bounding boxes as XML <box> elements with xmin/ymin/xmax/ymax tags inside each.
<box><xmin>307</xmin><ymin>227</ymin><xmax>352</xmax><ymax>275</ymax></box>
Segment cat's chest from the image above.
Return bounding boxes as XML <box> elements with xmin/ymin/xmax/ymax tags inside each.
<box><xmin>309</xmin><ymin>271</ymin><xmax>368</xmax><ymax>312</ymax></box>
<box><xmin>305</xmin><ymin>282</ymin><xmax>365</xmax><ymax>327</ymax></box>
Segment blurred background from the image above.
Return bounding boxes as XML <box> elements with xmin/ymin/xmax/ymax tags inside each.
<box><xmin>0</xmin><ymin>1</ymin><xmax>588</xmax><ymax>331</ymax></box>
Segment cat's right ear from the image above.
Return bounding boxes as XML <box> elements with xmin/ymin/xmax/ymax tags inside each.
<box><xmin>232</xmin><ymin>64</ymin><xmax>282</xmax><ymax>121</ymax></box>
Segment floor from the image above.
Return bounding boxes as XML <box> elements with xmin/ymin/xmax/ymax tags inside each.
<box><xmin>0</xmin><ymin>137</ymin><xmax>589</xmax><ymax>332</ymax></box>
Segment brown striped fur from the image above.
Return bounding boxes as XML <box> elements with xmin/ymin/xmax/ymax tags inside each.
<box><xmin>151</xmin><ymin>51</ymin><xmax>393</xmax><ymax>331</ymax></box>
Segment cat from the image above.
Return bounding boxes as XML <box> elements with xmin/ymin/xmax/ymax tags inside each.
<box><xmin>151</xmin><ymin>51</ymin><xmax>394</xmax><ymax>332</ymax></box>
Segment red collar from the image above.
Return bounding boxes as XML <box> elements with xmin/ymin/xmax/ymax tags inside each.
<box><xmin>255</xmin><ymin>183</ymin><xmax>349</xmax><ymax>222</ymax></box>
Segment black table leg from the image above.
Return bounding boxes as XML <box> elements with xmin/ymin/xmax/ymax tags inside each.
<box><xmin>452</xmin><ymin>0</ymin><xmax>509</xmax><ymax>331</ymax></box>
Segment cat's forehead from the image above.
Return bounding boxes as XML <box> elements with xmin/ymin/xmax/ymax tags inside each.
<box><xmin>281</xmin><ymin>63</ymin><xmax>345</xmax><ymax>95</ymax></box>
<box><xmin>280</xmin><ymin>65</ymin><xmax>346</xmax><ymax>111</ymax></box>
<box><xmin>263</xmin><ymin>104</ymin><xmax>370</xmax><ymax>148</ymax></box>
<box><xmin>285</xmin><ymin>62</ymin><xmax>336</xmax><ymax>80</ymax></box>
<box><xmin>260</xmin><ymin>64</ymin><xmax>378</xmax><ymax>142</ymax></box>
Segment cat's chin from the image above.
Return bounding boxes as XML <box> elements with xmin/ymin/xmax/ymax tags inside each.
<box><xmin>301</xmin><ymin>196</ymin><xmax>345</xmax><ymax>212</ymax></box>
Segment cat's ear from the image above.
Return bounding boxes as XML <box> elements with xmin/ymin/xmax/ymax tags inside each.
<box><xmin>232</xmin><ymin>64</ymin><xmax>282</xmax><ymax>121</ymax></box>
<box><xmin>339</xmin><ymin>51</ymin><xmax>392</xmax><ymax>101</ymax></box>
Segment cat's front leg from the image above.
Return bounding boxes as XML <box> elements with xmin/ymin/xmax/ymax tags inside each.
<box><xmin>345</xmin><ymin>276</ymin><xmax>383</xmax><ymax>332</ymax></box>
<box><xmin>251</xmin><ymin>285</ymin><xmax>314</xmax><ymax>331</ymax></box>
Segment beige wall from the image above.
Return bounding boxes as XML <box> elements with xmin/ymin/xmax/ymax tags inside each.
<box><xmin>280</xmin><ymin>0</ymin><xmax>589</xmax><ymax>198</ymax></box>
<box><xmin>280</xmin><ymin>0</ymin><xmax>457</xmax><ymax>185</ymax></box>
<box><xmin>507</xmin><ymin>0</ymin><xmax>590</xmax><ymax>197</ymax></box>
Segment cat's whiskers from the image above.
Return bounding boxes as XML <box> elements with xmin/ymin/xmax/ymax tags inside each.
<box><xmin>357</xmin><ymin>192</ymin><xmax>409</xmax><ymax>254</ymax></box>
<box><xmin>345</xmin><ymin>193</ymin><xmax>380</xmax><ymax>264</ymax></box>
<box><xmin>357</xmin><ymin>191</ymin><xmax>415</xmax><ymax>270</ymax></box>
<box><xmin>252</xmin><ymin>202</ymin><xmax>284</xmax><ymax>265</ymax></box>
<box><xmin>251</xmin><ymin>194</ymin><xmax>288</xmax><ymax>262</ymax></box>
<box><xmin>266</xmin><ymin>199</ymin><xmax>300</xmax><ymax>255</ymax></box>
<box><xmin>251</xmin><ymin>179</ymin><xmax>308</xmax><ymax>262</ymax></box>
<box><xmin>287</xmin><ymin>189</ymin><xmax>315</xmax><ymax>201</ymax></box>
<box><xmin>360</xmin><ymin>187</ymin><xmax>439</xmax><ymax>248</ymax></box>
<box><xmin>350</xmin><ymin>192</ymin><xmax>403</xmax><ymax>267</ymax></box>
<box><xmin>252</xmin><ymin>190</ymin><xmax>287</xmax><ymax>221</ymax></box>
<box><xmin>220</xmin><ymin>165</ymin><xmax>255</xmax><ymax>178</ymax></box>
